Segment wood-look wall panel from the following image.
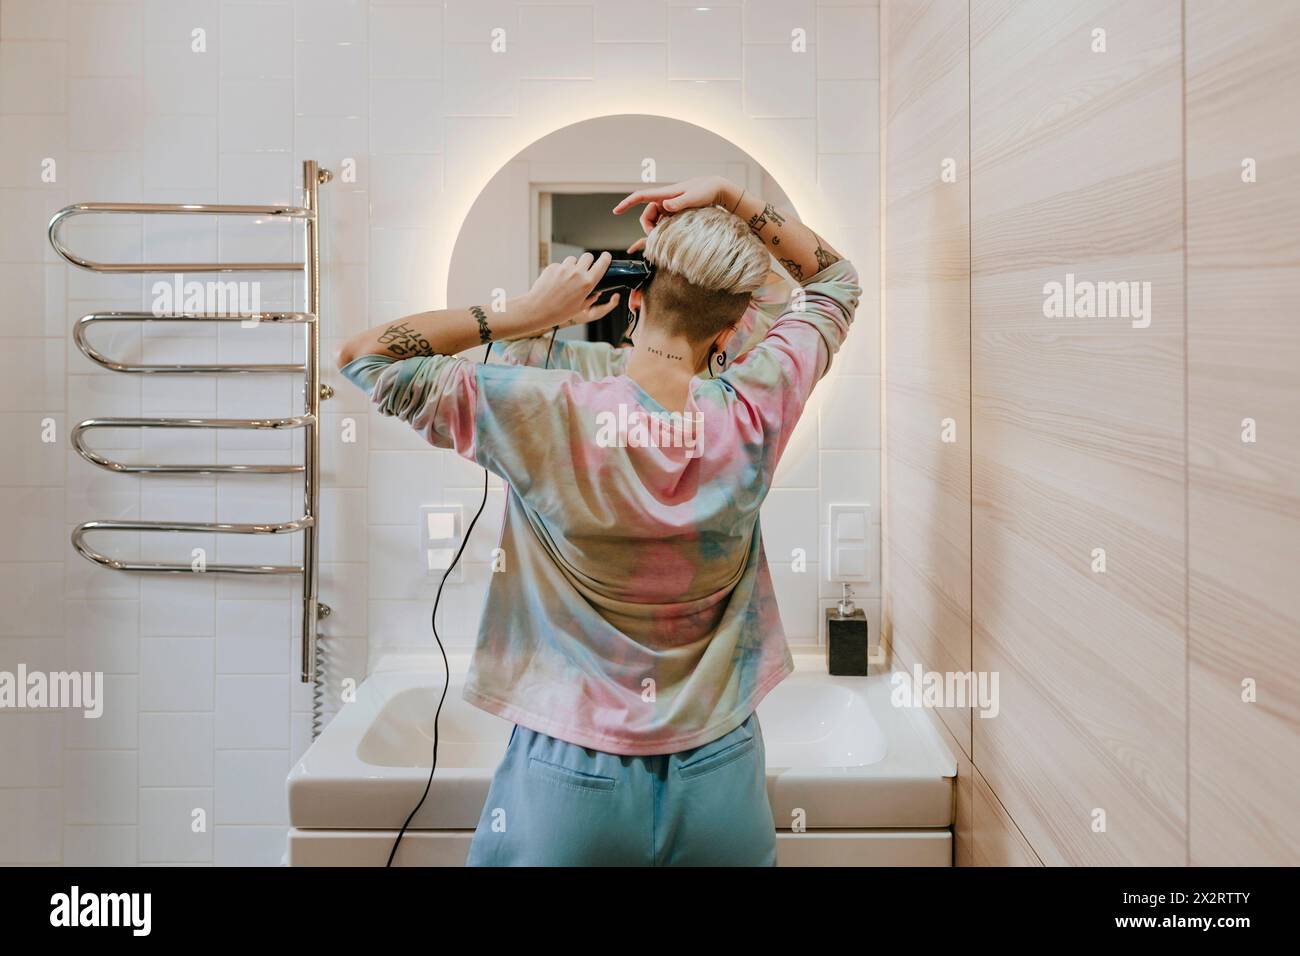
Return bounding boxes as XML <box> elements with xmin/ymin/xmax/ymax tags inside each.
<box><xmin>969</xmin><ymin>0</ymin><xmax>1186</xmax><ymax>865</ymax></box>
<box><xmin>971</xmin><ymin>767</ymin><xmax>1041</xmax><ymax>866</ymax></box>
<box><xmin>883</xmin><ymin>0</ymin><xmax>974</xmax><ymax>754</ymax></box>
<box><xmin>1185</xmin><ymin>0</ymin><xmax>1300</xmax><ymax>865</ymax></box>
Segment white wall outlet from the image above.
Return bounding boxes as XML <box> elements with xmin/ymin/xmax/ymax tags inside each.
<box><xmin>826</xmin><ymin>503</ymin><xmax>872</xmax><ymax>583</ymax></box>
<box><xmin>421</xmin><ymin>505</ymin><xmax>463</xmax><ymax>582</ymax></box>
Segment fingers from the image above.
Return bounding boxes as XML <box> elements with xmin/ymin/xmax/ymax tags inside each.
<box><xmin>612</xmin><ymin>186</ymin><xmax>681</xmax><ymax>215</ymax></box>
<box><xmin>660</xmin><ymin>187</ymin><xmax>707</xmax><ymax>213</ymax></box>
<box><xmin>576</xmin><ymin>251</ymin><xmax>594</xmax><ymax>270</ymax></box>
<box><xmin>626</xmin><ymin>236</ymin><xmax>646</xmax><ymax>254</ymax></box>
<box><xmin>639</xmin><ymin>201</ymin><xmax>661</xmax><ymax>235</ymax></box>
<box><xmin>588</xmin><ymin>292</ymin><xmax>620</xmax><ymax>321</ymax></box>
<box><xmin>584</xmin><ymin>250</ymin><xmax>612</xmax><ymax>283</ymax></box>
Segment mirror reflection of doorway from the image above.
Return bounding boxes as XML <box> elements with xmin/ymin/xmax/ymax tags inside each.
<box><xmin>539</xmin><ymin>190</ymin><xmax>645</xmax><ymax>348</ymax></box>
<box><xmin>448</xmin><ymin>114</ymin><xmax>795</xmax><ymax>353</ymax></box>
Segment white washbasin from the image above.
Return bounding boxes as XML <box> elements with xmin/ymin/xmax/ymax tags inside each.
<box><xmin>355</xmin><ymin>671</ymin><xmax>888</xmax><ymax>770</ymax></box>
<box><xmin>288</xmin><ymin>653</ymin><xmax>954</xmax><ymax>832</ymax></box>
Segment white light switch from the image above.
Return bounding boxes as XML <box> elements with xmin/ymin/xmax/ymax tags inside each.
<box><xmin>827</xmin><ymin>503</ymin><xmax>871</xmax><ymax>583</ymax></box>
<box><xmin>421</xmin><ymin>505</ymin><xmax>463</xmax><ymax>581</ymax></box>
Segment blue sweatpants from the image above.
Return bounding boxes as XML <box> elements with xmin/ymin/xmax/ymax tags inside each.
<box><xmin>465</xmin><ymin>712</ymin><xmax>777</xmax><ymax>866</ymax></box>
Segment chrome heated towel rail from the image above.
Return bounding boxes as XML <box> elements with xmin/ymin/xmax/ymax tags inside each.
<box><xmin>50</xmin><ymin>160</ymin><xmax>333</xmax><ymax>685</ymax></box>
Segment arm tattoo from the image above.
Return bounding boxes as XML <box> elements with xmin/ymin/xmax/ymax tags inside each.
<box><xmin>377</xmin><ymin>322</ymin><xmax>434</xmax><ymax>358</ymax></box>
<box><xmin>747</xmin><ymin>202</ymin><xmax>786</xmax><ymax>234</ymax></box>
<box><xmin>812</xmin><ymin>232</ymin><xmax>842</xmax><ymax>271</ymax></box>
<box><xmin>779</xmin><ymin>257</ymin><xmax>804</xmax><ymax>281</ymax></box>
<box><xmin>470</xmin><ymin>305</ymin><xmax>492</xmax><ymax>344</ymax></box>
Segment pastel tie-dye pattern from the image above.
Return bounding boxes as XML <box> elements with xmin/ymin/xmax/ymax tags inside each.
<box><xmin>341</xmin><ymin>259</ymin><xmax>860</xmax><ymax>755</ymax></box>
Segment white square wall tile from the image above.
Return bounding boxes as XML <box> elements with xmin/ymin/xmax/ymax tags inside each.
<box><xmin>818</xmin><ymin>372</ymin><xmax>881</xmax><ymax>450</ymax></box>
<box><xmin>444</xmin><ymin>43</ymin><xmax>518</xmax><ymax>116</ymax></box>
<box><xmin>216</xmin><ymin>599</ymin><xmax>292</xmax><ymax>673</ymax></box>
<box><xmin>142</xmin><ymin>115</ymin><xmax>218</xmax><ymax>189</ymax></box>
<box><xmin>817</xmin><ymin>151</ymin><xmax>878</xmax><ymax>230</ymax></box>
<box><xmin>745</xmin><ymin>0</ymin><xmax>816</xmax><ymax>42</ymax></box>
<box><xmin>593</xmin><ymin>42</ymin><xmax>667</xmax><ymax>96</ymax></box>
<box><xmin>144</xmin><ymin>26</ymin><xmax>219</xmax><ymax>114</ymax></box>
<box><xmin>63</xmin><ymin>826</ymin><xmax>138</xmax><ymax>866</ymax></box>
<box><xmin>138</xmin><ymin>788</ymin><xmax>213</xmax><ymax>862</ymax></box>
<box><xmin>0</xmin><ymin>713</ymin><xmax>61</xmax><ymax>788</ymax></box>
<box><xmin>69</xmin><ymin>0</ymin><xmax>142</xmax><ymax>76</ymax></box>
<box><xmin>759</xmin><ymin>487</ymin><xmax>819</xmax><ymax>563</ymax></box>
<box><xmin>0</xmin><ymin>114</ymin><xmax>67</xmax><ymax>187</ymax></box>
<box><xmin>295</xmin><ymin>39</ymin><xmax>367</xmax><ymax>116</ymax></box>
<box><xmin>370</xmin><ymin>154</ymin><xmax>442</xmax><ymax>229</ymax></box>
<box><xmin>744</xmin><ymin>42</ymin><xmax>816</xmax><ymax>118</ymax></box>
<box><xmin>668</xmin><ymin>6</ymin><xmax>741</xmax><ymax>79</ymax></box>
<box><xmin>215</xmin><ymin>749</ymin><xmax>289</xmax><ymax>825</ymax></box>
<box><xmin>141</xmin><ymin>575</ymin><xmax>214</xmax><ymax>635</ymax></box>
<box><xmin>220</xmin><ymin>78</ymin><xmax>294</xmax><ymax>152</ymax></box>
<box><xmin>63</xmin><ymin>674</ymin><xmax>137</xmax><ymax>749</ymax></box>
<box><xmin>216</xmin><ymin>675</ymin><xmax>289</xmax><ymax>748</ymax></box>
<box><xmin>369</xmin><ymin>2</ymin><xmax>441</xmax><ymax>77</ymax></box>
<box><xmin>818</xmin><ymin>448</ymin><xmax>879</xmax><ymax>519</ymax></box>
<box><xmin>0</xmin><ymin>40</ymin><xmax>67</xmax><ymax>112</ymax></box>
<box><xmin>64</xmin><ymin>751</ymin><xmax>137</xmax><ymax>824</ymax></box>
<box><xmin>220</xmin><ymin>2</ymin><xmax>292</xmax><ymax>79</ymax></box>
<box><xmin>320</xmin><ymin>486</ymin><xmax>367</xmax><ymax>562</ymax></box>
<box><xmin>1</xmin><ymin>0</ymin><xmax>69</xmax><ymax>40</ymax></box>
<box><xmin>215</xmin><ymin>826</ymin><xmax>286</xmax><ymax>866</ymax></box>
<box><xmin>321</xmin><ymin>408</ymin><xmax>369</xmax><ymax>485</ymax></box>
<box><xmin>368</xmin><ymin>449</ymin><xmax>441</xmax><ymax>525</ymax></box>
<box><xmin>595</xmin><ymin>0</ymin><xmax>666</xmax><ymax>44</ymax></box>
<box><xmin>443</xmin><ymin>0</ymin><xmax>517</xmax><ymax>44</ymax></box>
<box><xmin>369</xmin><ymin>522</ymin><xmax>437</xmax><ymax>601</ymax></box>
<box><xmin>769</xmin><ymin>560</ymin><xmax>819</xmax><ymax>643</ymax></box>
<box><xmin>817</xmin><ymin>79</ymin><xmax>878</xmax><ymax>152</ymax></box>
<box><xmin>518</xmin><ymin>4</ymin><xmax>593</xmax><ymax>79</ymax></box>
<box><xmin>139</xmin><ymin>637</ymin><xmax>214</xmax><ymax>711</ymax></box>
<box><xmin>0</xmin><ymin>790</ymin><xmax>62</xmax><ymax>862</ymax></box>
<box><xmin>140</xmin><ymin>713</ymin><xmax>214</xmax><ymax>787</ymax></box>
<box><xmin>70</xmin><ymin>78</ymin><xmax>144</xmax><ymax>151</ymax></box>
<box><xmin>294</xmin><ymin>0</ymin><xmax>366</xmax><ymax>43</ymax></box>
<box><xmin>817</xmin><ymin>4</ymin><xmax>878</xmax><ymax>80</ymax></box>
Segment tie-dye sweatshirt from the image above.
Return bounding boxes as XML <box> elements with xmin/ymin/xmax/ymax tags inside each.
<box><xmin>341</xmin><ymin>258</ymin><xmax>860</xmax><ymax>755</ymax></box>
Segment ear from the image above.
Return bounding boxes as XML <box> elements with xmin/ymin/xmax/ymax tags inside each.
<box><xmin>713</xmin><ymin>323</ymin><xmax>739</xmax><ymax>354</ymax></box>
<box><xmin>629</xmin><ymin>288</ymin><xmax>644</xmax><ymax>314</ymax></box>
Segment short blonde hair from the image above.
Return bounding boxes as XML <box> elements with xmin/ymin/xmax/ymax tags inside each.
<box><xmin>641</xmin><ymin>205</ymin><xmax>770</xmax><ymax>342</ymax></box>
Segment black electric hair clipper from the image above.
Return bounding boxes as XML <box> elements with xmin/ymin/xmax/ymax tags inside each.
<box><xmin>593</xmin><ymin>259</ymin><xmax>653</xmax><ymax>298</ymax></box>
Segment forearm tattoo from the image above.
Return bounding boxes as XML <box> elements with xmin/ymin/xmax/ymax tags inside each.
<box><xmin>378</xmin><ymin>322</ymin><xmax>434</xmax><ymax>357</ymax></box>
<box><xmin>747</xmin><ymin>202</ymin><xmax>786</xmax><ymax>234</ymax></box>
<box><xmin>470</xmin><ymin>305</ymin><xmax>492</xmax><ymax>344</ymax></box>
<box><xmin>779</xmin><ymin>258</ymin><xmax>804</xmax><ymax>281</ymax></box>
<box><xmin>812</xmin><ymin>232</ymin><xmax>842</xmax><ymax>271</ymax></box>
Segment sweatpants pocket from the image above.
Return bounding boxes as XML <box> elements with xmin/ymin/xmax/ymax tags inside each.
<box><xmin>527</xmin><ymin>755</ymin><xmax>618</xmax><ymax>793</ymax></box>
<box><xmin>676</xmin><ymin>732</ymin><xmax>758</xmax><ymax>780</ymax></box>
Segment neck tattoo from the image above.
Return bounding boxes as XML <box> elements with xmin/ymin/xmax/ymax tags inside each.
<box><xmin>646</xmin><ymin>345</ymin><xmax>685</xmax><ymax>362</ymax></box>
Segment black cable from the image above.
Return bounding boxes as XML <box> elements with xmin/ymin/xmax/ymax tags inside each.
<box><xmin>386</xmin><ymin>338</ymin><xmax>494</xmax><ymax>867</ymax></box>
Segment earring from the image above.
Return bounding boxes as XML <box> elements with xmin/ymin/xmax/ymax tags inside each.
<box><xmin>707</xmin><ymin>346</ymin><xmax>727</xmax><ymax>378</ymax></box>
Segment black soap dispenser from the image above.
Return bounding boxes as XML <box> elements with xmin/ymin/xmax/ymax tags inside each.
<box><xmin>827</xmin><ymin>584</ymin><xmax>870</xmax><ymax>676</ymax></box>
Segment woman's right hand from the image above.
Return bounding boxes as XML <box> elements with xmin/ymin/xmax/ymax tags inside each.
<box><xmin>521</xmin><ymin>251</ymin><xmax>617</xmax><ymax>331</ymax></box>
<box><xmin>612</xmin><ymin>176</ymin><xmax>741</xmax><ymax>250</ymax></box>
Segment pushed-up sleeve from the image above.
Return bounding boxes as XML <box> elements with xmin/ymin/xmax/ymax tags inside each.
<box><xmin>720</xmin><ymin>258</ymin><xmax>861</xmax><ymax>453</ymax></box>
<box><xmin>340</xmin><ymin>351</ymin><xmax>577</xmax><ymax>495</ymax></box>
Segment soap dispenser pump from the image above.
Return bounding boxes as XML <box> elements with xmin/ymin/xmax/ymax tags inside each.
<box><xmin>826</xmin><ymin>583</ymin><xmax>870</xmax><ymax>676</ymax></box>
